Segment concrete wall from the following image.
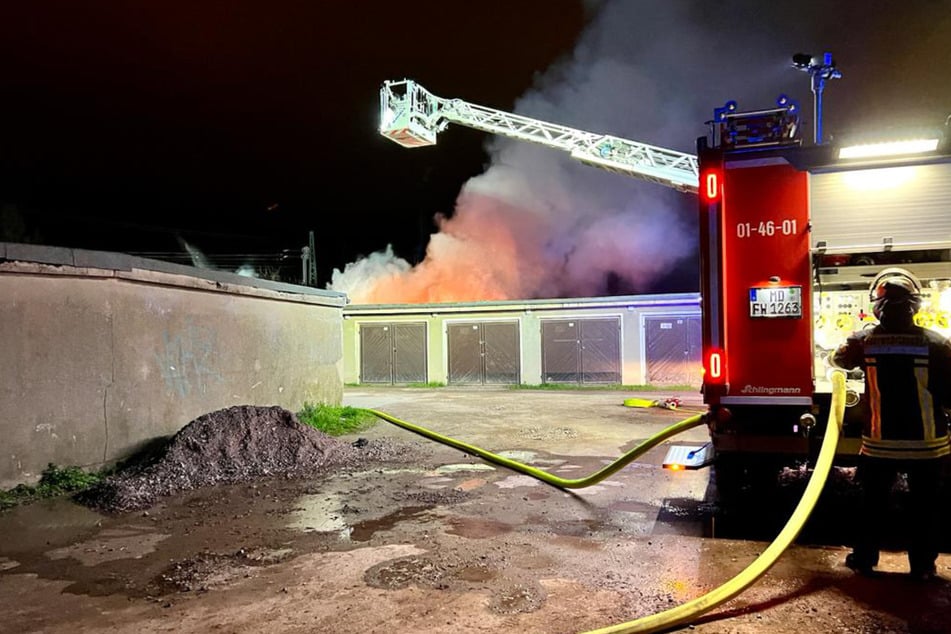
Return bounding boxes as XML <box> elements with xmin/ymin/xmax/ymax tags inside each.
<box><xmin>0</xmin><ymin>243</ymin><xmax>348</xmax><ymax>488</ymax></box>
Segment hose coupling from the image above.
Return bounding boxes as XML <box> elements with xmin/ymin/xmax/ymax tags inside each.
<box><xmin>844</xmin><ymin>389</ymin><xmax>860</xmax><ymax>408</ymax></box>
<box><xmin>798</xmin><ymin>412</ymin><xmax>817</xmax><ymax>437</ymax></box>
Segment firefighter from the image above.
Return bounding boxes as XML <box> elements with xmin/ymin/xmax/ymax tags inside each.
<box><xmin>831</xmin><ymin>267</ymin><xmax>951</xmax><ymax>581</ymax></box>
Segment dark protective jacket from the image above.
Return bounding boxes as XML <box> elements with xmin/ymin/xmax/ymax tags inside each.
<box><xmin>832</xmin><ymin>324</ymin><xmax>951</xmax><ymax>460</ymax></box>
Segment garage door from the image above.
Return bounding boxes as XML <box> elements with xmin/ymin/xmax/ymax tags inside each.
<box><xmin>360</xmin><ymin>322</ymin><xmax>427</xmax><ymax>384</ymax></box>
<box><xmin>447</xmin><ymin>321</ymin><xmax>520</xmax><ymax>385</ymax></box>
<box><xmin>645</xmin><ymin>315</ymin><xmax>701</xmax><ymax>386</ymax></box>
<box><xmin>541</xmin><ymin>317</ymin><xmax>620</xmax><ymax>384</ymax></box>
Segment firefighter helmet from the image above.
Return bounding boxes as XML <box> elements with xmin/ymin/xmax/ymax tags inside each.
<box><xmin>868</xmin><ymin>267</ymin><xmax>922</xmax><ymax>320</ymax></box>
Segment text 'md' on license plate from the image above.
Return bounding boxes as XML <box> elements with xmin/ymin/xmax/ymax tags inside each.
<box><xmin>749</xmin><ymin>286</ymin><xmax>802</xmax><ymax>318</ymax></box>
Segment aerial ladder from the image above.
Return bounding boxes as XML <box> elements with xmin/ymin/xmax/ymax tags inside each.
<box><xmin>378</xmin><ymin>79</ymin><xmax>701</xmax><ymax>193</ymax></box>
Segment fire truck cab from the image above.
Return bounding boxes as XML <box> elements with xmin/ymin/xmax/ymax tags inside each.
<box><xmin>697</xmin><ymin>93</ymin><xmax>951</xmax><ymax>499</ymax></box>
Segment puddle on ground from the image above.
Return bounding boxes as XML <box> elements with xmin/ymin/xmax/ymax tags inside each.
<box><xmin>349</xmin><ymin>506</ymin><xmax>432</xmax><ymax>542</ymax></box>
<box><xmin>659</xmin><ymin>499</ymin><xmax>700</xmax><ymax>520</ymax></box>
<box><xmin>374</xmin><ymin>467</ymin><xmax>431</xmax><ymax>476</ymax></box>
<box><xmin>455</xmin><ymin>564</ymin><xmax>496</xmax><ymax>582</ymax></box>
<box><xmin>573</xmin><ymin>481</ymin><xmax>627</xmax><ymax>496</ymax></box>
<box><xmin>547</xmin><ymin>518</ymin><xmax>610</xmax><ymax>538</ymax></box>
<box><xmin>494</xmin><ymin>474</ymin><xmax>542</xmax><ymax>489</ymax></box>
<box><xmin>421</xmin><ymin>476</ymin><xmax>454</xmax><ymax>483</ymax></box>
<box><xmin>524</xmin><ymin>490</ymin><xmax>551</xmax><ymax>501</ymax></box>
<box><xmin>434</xmin><ymin>463</ymin><xmax>496</xmax><ymax>475</ymax></box>
<box><xmin>531</xmin><ymin>458</ymin><xmax>567</xmax><ymax>466</ymax></box>
<box><xmin>609</xmin><ymin>500</ymin><xmax>656</xmax><ymax>513</ymax></box>
<box><xmin>496</xmin><ymin>450</ymin><xmax>537</xmax><ymax>463</ymax></box>
<box><xmin>445</xmin><ymin>516</ymin><xmax>513</xmax><ymax>539</ymax></box>
<box><xmin>289</xmin><ymin>494</ymin><xmax>436</xmax><ymax>542</ymax></box>
<box><xmin>46</xmin><ymin>528</ymin><xmax>169</xmax><ymax>565</ymax></box>
<box><xmin>0</xmin><ymin>497</ymin><xmax>104</xmax><ymax>553</ymax></box>
<box><xmin>287</xmin><ymin>493</ymin><xmax>348</xmax><ymax>535</ymax></box>
<box><xmin>364</xmin><ymin>555</ymin><xmax>446</xmax><ymax>589</ymax></box>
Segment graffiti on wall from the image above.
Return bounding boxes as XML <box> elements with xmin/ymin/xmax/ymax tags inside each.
<box><xmin>155</xmin><ymin>320</ymin><xmax>224</xmax><ymax>398</ymax></box>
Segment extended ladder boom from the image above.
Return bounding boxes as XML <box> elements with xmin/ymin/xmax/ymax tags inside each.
<box><xmin>379</xmin><ymin>79</ymin><xmax>699</xmax><ymax>193</ymax></box>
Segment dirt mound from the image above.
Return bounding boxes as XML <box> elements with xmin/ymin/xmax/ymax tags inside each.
<box><xmin>77</xmin><ymin>405</ymin><xmax>414</xmax><ymax>514</ymax></box>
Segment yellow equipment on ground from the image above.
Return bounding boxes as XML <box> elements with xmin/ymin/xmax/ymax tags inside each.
<box><xmin>623</xmin><ymin>396</ymin><xmax>682</xmax><ymax>410</ymax></box>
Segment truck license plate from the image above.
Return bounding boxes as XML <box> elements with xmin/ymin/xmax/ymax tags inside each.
<box><xmin>749</xmin><ymin>286</ymin><xmax>802</xmax><ymax>318</ymax></box>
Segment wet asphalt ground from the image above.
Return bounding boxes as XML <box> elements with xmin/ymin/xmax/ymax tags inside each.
<box><xmin>2</xmin><ymin>387</ymin><xmax>950</xmax><ymax>633</ymax></box>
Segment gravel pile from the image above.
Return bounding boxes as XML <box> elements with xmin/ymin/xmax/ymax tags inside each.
<box><xmin>76</xmin><ymin>405</ymin><xmax>414</xmax><ymax>514</ymax></box>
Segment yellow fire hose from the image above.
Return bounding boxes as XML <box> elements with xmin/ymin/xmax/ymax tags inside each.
<box><xmin>582</xmin><ymin>370</ymin><xmax>847</xmax><ymax>633</ymax></box>
<box><xmin>369</xmin><ymin>409</ymin><xmax>704</xmax><ymax>488</ymax></box>
<box><xmin>367</xmin><ymin>370</ymin><xmax>847</xmax><ymax>632</ymax></box>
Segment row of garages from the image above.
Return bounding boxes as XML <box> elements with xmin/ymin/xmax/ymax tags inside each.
<box><xmin>342</xmin><ymin>293</ymin><xmax>702</xmax><ymax>387</ymax></box>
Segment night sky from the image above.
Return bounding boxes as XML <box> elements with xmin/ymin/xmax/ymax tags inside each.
<box><xmin>2</xmin><ymin>2</ymin><xmax>951</xmax><ymax>302</ymax></box>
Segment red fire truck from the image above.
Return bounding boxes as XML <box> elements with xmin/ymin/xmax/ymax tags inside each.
<box><xmin>697</xmin><ymin>64</ymin><xmax>951</xmax><ymax>497</ymax></box>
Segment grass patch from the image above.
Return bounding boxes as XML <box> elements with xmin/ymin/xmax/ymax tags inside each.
<box><xmin>297</xmin><ymin>402</ymin><xmax>379</xmax><ymax>436</ymax></box>
<box><xmin>509</xmin><ymin>383</ymin><xmax>697</xmax><ymax>392</ymax></box>
<box><xmin>345</xmin><ymin>383</ymin><xmax>694</xmax><ymax>391</ymax></box>
<box><xmin>345</xmin><ymin>382</ymin><xmax>445</xmax><ymax>388</ymax></box>
<box><xmin>0</xmin><ymin>463</ymin><xmax>103</xmax><ymax>511</ymax></box>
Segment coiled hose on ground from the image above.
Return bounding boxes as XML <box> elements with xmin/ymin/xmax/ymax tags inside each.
<box><xmin>368</xmin><ymin>370</ymin><xmax>847</xmax><ymax>633</ymax></box>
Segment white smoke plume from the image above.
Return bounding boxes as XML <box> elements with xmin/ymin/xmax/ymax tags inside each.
<box><xmin>330</xmin><ymin>0</ymin><xmax>951</xmax><ymax>304</ymax></box>
<box><xmin>180</xmin><ymin>238</ymin><xmax>215</xmax><ymax>270</ymax></box>
<box><xmin>179</xmin><ymin>238</ymin><xmax>258</xmax><ymax>278</ymax></box>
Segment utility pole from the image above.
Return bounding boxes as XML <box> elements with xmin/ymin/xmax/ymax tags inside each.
<box><xmin>308</xmin><ymin>230</ymin><xmax>317</xmax><ymax>286</ymax></box>
<box><xmin>300</xmin><ymin>246</ymin><xmax>311</xmax><ymax>285</ymax></box>
<box><xmin>297</xmin><ymin>231</ymin><xmax>318</xmax><ymax>286</ymax></box>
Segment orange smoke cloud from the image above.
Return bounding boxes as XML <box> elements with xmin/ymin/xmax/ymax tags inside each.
<box><xmin>331</xmin><ymin>187</ymin><xmax>558</xmax><ymax>304</ymax></box>
<box><xmin>328</xmin><ymin>155</ymin><xmax>694</xmax><ymax>305</ymax></box>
